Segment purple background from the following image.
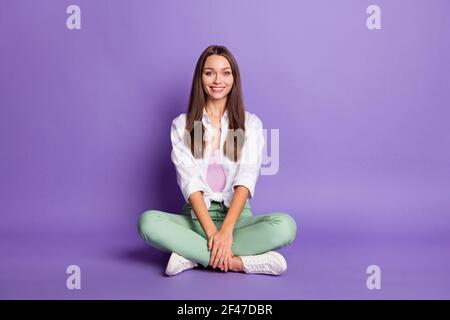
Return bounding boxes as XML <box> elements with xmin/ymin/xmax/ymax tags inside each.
<box><xmin>1</xmin><ymin>0</ymin><xmax>449</xmax><ymax>299</ymax></box>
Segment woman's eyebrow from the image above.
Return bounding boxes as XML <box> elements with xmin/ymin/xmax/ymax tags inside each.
<box><xmin>203</xmin><ymin>67</ymin><xmax>232</xmax><ymax>70</ymax></box>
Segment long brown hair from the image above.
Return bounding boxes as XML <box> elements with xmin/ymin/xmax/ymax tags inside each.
<box><xmin>184</xmin><ymin>45</ymin><xmax>246</xmax><ymax>162</ymax></box>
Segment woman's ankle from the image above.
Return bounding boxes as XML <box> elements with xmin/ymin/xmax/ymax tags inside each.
<box><xmin>231</xmin><ymin>256</ymin><xmax>244</xmax><ymax>272</ymax></box>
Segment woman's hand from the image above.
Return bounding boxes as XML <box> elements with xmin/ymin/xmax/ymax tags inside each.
<box><xmin>208</xmin><ymin>228</ymin><xmax>234</xmax><ymax>272</ymax></box>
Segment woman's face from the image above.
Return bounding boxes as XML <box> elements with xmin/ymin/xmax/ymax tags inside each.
<box><xmin>202</xmin><ymin>54</ymin><xmax>234</xmax><ymax>101</ymax></box>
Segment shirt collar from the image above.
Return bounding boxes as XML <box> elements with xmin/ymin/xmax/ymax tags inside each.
<box><xmin>202</xmin><ymin>107</ymin><xmax>228</xmax><ymax>126</ymax></box>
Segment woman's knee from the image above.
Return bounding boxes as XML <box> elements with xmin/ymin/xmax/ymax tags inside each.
<box><xmin>137</xmin><ymin>210</ymin><xmax>165</xmax><ymax>242</ymax></box>
<box><xmin>268</xmin><ymin>213</ymin><xmax>298</xmax><ymax>245</ymax></box>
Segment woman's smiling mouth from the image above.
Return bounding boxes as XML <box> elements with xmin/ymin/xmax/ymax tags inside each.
<box><xmin>210</xmin><ymin>86</ymin><xmax>225</xmax><ymax>92</ymax></box>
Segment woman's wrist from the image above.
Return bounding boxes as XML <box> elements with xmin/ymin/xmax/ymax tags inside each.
<box><xmin>220</xmin><ymin>222</ymin><xmax>234</xmax><ymax>234</ymax></box>
<box><xmin>205</xmin><ymin>225</ymin><xmax>218</xmax><ymax>238</ymax></box>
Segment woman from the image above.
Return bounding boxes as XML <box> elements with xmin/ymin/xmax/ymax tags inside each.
<box><xmin>138</xmin><ymin>45</ymin><xmax>297</xmax><ymax>276</ymax></box>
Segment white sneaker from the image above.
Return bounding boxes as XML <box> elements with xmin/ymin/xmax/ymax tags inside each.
<box><xmin>165</xmin><ymin>252</ymin><xmax>198</xmax><ymax>276</ymax></box>
<box><xmin>240</xmin><ymin>251</ymin><xmax>287</xmax><ymax>275</ymax></box>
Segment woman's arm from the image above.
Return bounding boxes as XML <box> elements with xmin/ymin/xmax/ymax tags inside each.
<box><xmin>189</xmin><ymin>191</ymin><xmax>217</xmax><ymax>238</ymax></box>
<box><xmin>221</xmin><ymin>185</ymin><xmax>249</xmax><ymax>232</ymax></box>
<box><xmin>210</xmin><ymin>115</ymin><xmax>264</xmax><ymax>271</ymax></box>
<box><xmin>209</xmin><ymin>185</ymin><xmax>249</xmax><ymax>272</ymax></box>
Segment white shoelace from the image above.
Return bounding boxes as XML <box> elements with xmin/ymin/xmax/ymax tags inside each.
<box><xmin>178</xmin><ymin>257</ymin><xmax>197</xmax><ymax>267</ymax></box>
<box><xmin>244</xmin><ymin>256</ymin><xmax>275</xmax><ymax>272</ymax></box>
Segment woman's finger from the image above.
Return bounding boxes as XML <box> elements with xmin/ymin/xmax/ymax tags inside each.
<box><xmin>213</xmin><ymin>247</ymin><xmax>222</xmax><ymax>268</ymax></box>
<box><xmin>213</xmin><ymin>247</ymin><xmax>224</xmax><ymax>268</ymax></box>
<box><xmin>223</xmin><ymin>251</ymin><xmax>229</xmax><ymax>272</ymax></box>
<box><xmin>219</xmin><ymin>251</ymin><xmax>226</xmax><ymax>271</ymax></box>
<box><xmin>208</xmin><ymin>237</ymin><xmax>212</xmax><ymax>251</ymax></box>
<box><xmin>220</xmin><ymin>253</ymin><xmax>225</xmax><ymax>271</ymax></box>
<box><xmin>209</xmin><ymin>242</ymin><xmax>219</xmax><ymax>266</ymax></box>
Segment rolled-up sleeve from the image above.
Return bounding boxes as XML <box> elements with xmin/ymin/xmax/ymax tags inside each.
<box><xmin>170</xmin><ymin>117</ymin><xmax>206</xmax><ymax>202</ymax></box>
<box><xmin>232</xmin><ymin>115</ymin><xmax>265</xmax><ymax>199</ymax></box>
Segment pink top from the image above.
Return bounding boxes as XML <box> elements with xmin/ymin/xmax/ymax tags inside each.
<box><xmin>206</xmin><ymin>148</ymin><xmax>226</xmax><ymax>192</ymax></box>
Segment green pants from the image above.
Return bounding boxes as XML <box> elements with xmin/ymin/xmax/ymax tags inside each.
<box><xmin>138</xmin><ymin>201</ymin><xmax>297</xmax><ymax>267</ymax></box>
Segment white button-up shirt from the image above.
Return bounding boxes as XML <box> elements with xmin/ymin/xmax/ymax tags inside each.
<box><xmin>170</xmin><ymin>108</ymin><xmax>265</xmax><ymax>219</ymax></box>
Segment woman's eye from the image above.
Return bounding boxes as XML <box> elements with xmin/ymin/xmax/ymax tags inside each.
<box><xmin>224</xmin><ymin>71</ymin><xmax>231</xmax><ymax>76</ymax></box>
<box><xmin>205</xmin><ymin>71</ymin><xmax>213</xmax><ymax>76</ymax></box>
